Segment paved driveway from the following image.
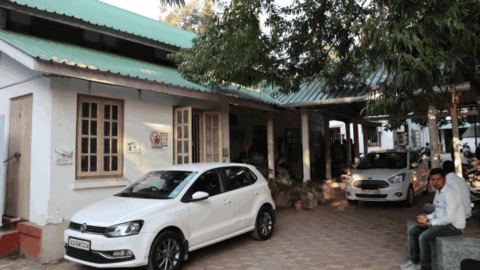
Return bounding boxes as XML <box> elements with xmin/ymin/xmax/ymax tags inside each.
<box><xmin>0</xmin><ymin>192</ymin><xmax>433</xmax><ymax>270</ymax></box>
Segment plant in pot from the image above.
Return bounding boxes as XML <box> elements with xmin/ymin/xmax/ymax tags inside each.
<box><xmin>290</xmin><ymin>190</ymin><xmax>302</xmax><ymax>210</ymax></box>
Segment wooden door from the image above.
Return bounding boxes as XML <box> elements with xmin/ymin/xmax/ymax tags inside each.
<box><xmin>6</xmin><ymin>94</ymin><xmax>33</xmax><ymax>220</ymax></box>
<box><xmin>174</xmin><ymin>107</ymin><xmax>192</xmax><ymax>164</ymax></box>
<box><xmin>203</xmin><ymin>112</ymin><xmax>222</xmax><ymax>162</ymax></box>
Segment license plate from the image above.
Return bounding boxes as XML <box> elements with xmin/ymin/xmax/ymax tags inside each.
<box><xmin>69</xmin><ymin>237</ymin><xmax>90</xmax><ymax>251</ymax></box>
<box><xmin>362</xmin><ymin>189</ymin><xmax>379</xmax><ymax>194</ymax></box>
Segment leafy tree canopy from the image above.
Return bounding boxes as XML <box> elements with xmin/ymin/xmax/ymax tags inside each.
<box><xmin>159</xmin><ymin>0</ymin><xmax>216</xmax><ymax>35</ymax></box>
<box><xmin>162</xmin><ymin>0</ymin><xmax>480</xmax><ymax>116</ymax></box>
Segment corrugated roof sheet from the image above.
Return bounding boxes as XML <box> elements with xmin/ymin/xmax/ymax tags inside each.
<box><xmin>0</xmin><ymin>30</ymin><xmax>280</xmax><ymax>105</ymax></box>
<box><xmin>232</xmin><ymin>67</ymin><xmax>389</xmax><ymax>106</ymax></box>
<box><xmin>0</xmin><ymin>30</ymin><xmax>212</xmax><ymax>91</ymax></box>
<box><xmin>8</xmin><ymin>0</ymin><xmax>197</xmax><ymax>48</ymax></box>
<box><xmin>460</xmin><ymin>123</ymin><xmax>478</xmax><ymax>138</ymax></box>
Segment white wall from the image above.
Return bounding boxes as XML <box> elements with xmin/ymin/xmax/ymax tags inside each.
<box><xmin>329</xmin><ymin>120</ymin><xmax>395</xmax><ymax>155</ymax></box>
<box><xmin>0</xmin><ymin>52</ymin><xmax>52</xmax><ymax>225</ymax></box>
<box><xmin>47</xmin><ymin>78</ymin><xmax>179</xmax><ymax>223</ymax></box>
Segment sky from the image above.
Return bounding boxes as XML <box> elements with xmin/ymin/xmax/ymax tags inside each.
<box><xmin>100</xmin><ymin>0</ymin><xmax>291</xmax><ymax>21</ymax></box>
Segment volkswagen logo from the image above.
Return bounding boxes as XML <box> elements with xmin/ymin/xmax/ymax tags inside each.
<box><xmin>80</xmin><ymin>223</ymin><xmax>87</xmax><ymax>233</ymax></box>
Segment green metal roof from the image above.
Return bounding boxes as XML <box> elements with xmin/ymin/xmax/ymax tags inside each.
<box><xmin>0</xmin><ymin>30</ymin><xmax>211</xmax><ymax>92</ymax></box>
<box><xmin>439</xmin><ymin>123</ymin><xmax>471</xmax><ymax>130</ymax></box>
<box><xmin>8</xmin><ymin>0</ymin><xmax>197</xmax><ymax>48</ymax></box>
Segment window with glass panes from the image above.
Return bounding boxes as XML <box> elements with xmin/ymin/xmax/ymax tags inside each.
<box><xmin>76</xmin><ymin>95</ymin><xmax>123</xmax><ymax>179</ymax></box>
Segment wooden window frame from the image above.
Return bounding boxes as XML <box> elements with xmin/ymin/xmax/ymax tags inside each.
<box><xmin>203</xmin><ymin>112</ymin><xmax>223</xmax><ymax>163</ymax></box>
<box><xmin>397</xmin><ymin>132</ymin><xmax>408</xmax><ymax>146</ymax></box>
<box><xmin>285</xmin><ymin>128</ymin><xmax>300</xmax><ymax>163</ymax></box>
<box><xmin>76</xmin><ymin>94</ymin><xmax>124</xmax><ymax>180</ymax></box>
<box><xmin>174</xmin><ymin>107</ymin><xmax>193</xmax><ymax>165</ymax></box>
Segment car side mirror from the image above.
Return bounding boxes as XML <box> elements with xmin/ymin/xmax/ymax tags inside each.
<box><xmin>411</xmin><ymin>162</ymin><xmax>419</xmax><ymax>168</ymax></box>
<box><xmin>190</xmin><ymin>191</ymin><xmax>209</xmax><ymax>202</ymax></box>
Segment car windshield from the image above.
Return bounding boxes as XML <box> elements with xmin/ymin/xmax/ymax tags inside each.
<box><xmin>357</xmin><ymin>152</ymin><xmax>407</xmax><ymax>169</ymax></box>
<box><xmin>116</xmin><ymin>170</ymin><xmax>197</xmax><ymax>199</ymax></box>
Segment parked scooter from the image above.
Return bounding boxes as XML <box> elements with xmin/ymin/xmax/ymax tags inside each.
<box><xmin>463</xmin><ymin>142</ymin><xmax>474</xmax><ymax>158</ymax></box>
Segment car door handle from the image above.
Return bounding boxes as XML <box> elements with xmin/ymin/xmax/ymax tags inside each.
<box><xmin>252</xmin><ymin>191</ymin><xmax>258</xmax><ymax>196</ymax></box>
<box><xmin>223</xmin><ymin>199</ymin><xmax>231</xmax><ymax>205</ymax></box>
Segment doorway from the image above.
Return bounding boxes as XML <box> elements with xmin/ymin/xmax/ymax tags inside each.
<box><xmin>6</xmin><ymin>94</ymin><xmax>33</xmax><ymax>220</ymax></box>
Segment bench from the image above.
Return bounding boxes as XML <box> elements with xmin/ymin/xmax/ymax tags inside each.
<box><xmin>406</xmin><ymin>220</ymin><xmax>480</xmax><ymax>270</ymax></box>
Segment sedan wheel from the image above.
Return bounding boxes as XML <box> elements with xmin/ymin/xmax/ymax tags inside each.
<box><xmin>422</xmin><ymin>178</ymin><xmax>431</xmax><ymax>196</ymax></box>
<box><xmin>250</xmin><ymin>207</ymin><xmax>275</xmax><ymax>241</ymax></box>
<box><xmin>147</xmin><ymin>232</ymin><xmax>184</xmax><ymax>270</ymax></box>
<box><xmin>405</xmin><ymin>186</ymin><xmax>414</xmax><ymax>207</ymax></box>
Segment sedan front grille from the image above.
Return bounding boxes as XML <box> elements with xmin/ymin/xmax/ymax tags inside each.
<box><xmin>355</xmin><ymin>194</ymin><xmax>388</xmax><ymax>198</ymax></box>
<box><xmin>353</xmin><ymin>180</ymin><xmax>389</xmax><ymax>189</ymax></box>
<box><xmin>69</xmin><ymin>222</ymin><xmax>107</xmax><ymax>235</ymax></box>
<box><xmin>65</xmin><ymin>246</ymin><xmax>135</xmax><ymax>264</ymax></box>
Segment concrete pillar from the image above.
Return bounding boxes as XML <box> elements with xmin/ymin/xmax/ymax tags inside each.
<box><xmin>301</xmin><ymin>109</ymin><xmax>311</xmax><ymax>182</ymax></box>
<box><xmin>346</xmin><ymin>121</ymin><xmax>351</xmax><ymax>166</ymax></box>
<box><xmin>362</xmin><ymin>125</ymin><xmax>368</xmax><ymax>157</ymax></box>
<box><xmin>428</xmin><ymin>104</ymin><xmax>441</xmax><ymax>169</ymax></box>
<box><xmin>324</xmin><ymin>117</ymin><xmax>332</xmax><ymax>179</ymax></box>
<box><xmin>353</xmin><ymin>122</ymin><xmax>360</xmax><ymax>164</ymax></box>
<box><xmin>451</xmin><ymin>93</ymin><xmax>462</xmax><ymax>176</ymax></box>
<box><xmin>266</xmin><ymin>112</ymin><xmax>275</xmax><ymax>179</ymax></box>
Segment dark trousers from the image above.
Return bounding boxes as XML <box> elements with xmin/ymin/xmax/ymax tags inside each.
<box><xmin>408</xmin><ymin>224</ymin><xmax>462</xmax><ymax>270</ymax></box>
<box><xmin>461</xmin><ymin>259</ymin><xmax>480</xmax><ymax>270</ymax></box>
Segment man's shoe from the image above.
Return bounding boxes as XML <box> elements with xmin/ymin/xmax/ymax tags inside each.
<box><xmin>400</xmin><ymin>261</ymin><xmax>421</xmax><ymax>270</ymax></box>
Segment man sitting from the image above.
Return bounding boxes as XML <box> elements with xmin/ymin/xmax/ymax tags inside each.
<box><xmin>423</xmin><ymin>160</ymin><xmax>472</xmax><ymax>220</ymax></box>
<box><xmin>401</xmin><ymin>168</ymin><xmax>465</xmax><ymax>270</ymax></box>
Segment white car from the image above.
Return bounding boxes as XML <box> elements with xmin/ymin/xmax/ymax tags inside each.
<box><xmin>346</xmin><ymin>149</ymin><xmax>431</xmax><ymax>206</ymax></box>
<box><xmin>64</xmin><ymin>163</ymin><xmax>276</xmax><ymax>270</ymax></box>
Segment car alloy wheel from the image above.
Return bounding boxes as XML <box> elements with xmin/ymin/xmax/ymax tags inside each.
<box><xmin>250</xmin><ymin>207</ymin><xmax>275</xmax><ymax>241</ymax></box>
<box><xmin>156</xmin><ymin>238</ymin><xmax>180</xmax><ymax>270</ymax></box>
<box><xmin>260</xmin><ymin>211</ymin><xmax>273</xmax><ymax>236</ymax></box>
<box><xmin>147</xmin><ymin>231</ymin><xmax>184</xmax><ymax>270</ymax></box>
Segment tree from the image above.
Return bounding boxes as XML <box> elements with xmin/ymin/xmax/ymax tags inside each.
<box><xmin>159</xmin><ymin>0</ymin><xmax>215</xmax><ymax>35</ymax></box>
<box><xmin>162</xmin><ymin>0</ymin><xmax>480</xmax><ymax>116</ymax></box>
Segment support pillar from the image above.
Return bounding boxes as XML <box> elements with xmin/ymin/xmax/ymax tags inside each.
<box><xmin>346</xmin><ymin>121</ymin><xmax>351</xmax><ymax>166</ymax></box>
<box><xmin>362</xmin><ymin>125</ymin><xmax>368</xmax><ymax>158</ymax></box>
<box><xmin>451</xmin><ymin>94</ymin><xmax>462</xmax><ymax>177</ymax></box>
<box><xmin>324</xmin><ymin>117</ymin><xmax>332</xmax><ymax>179</ymax></box>
<box><xmin>301</xmin><ymin>109</ymin><xmax>311</xmax><ymax>182</ymax></box>
<box><xmin>353</xmin><ymin>122</ymin><xmax>360</xmax><ymax>164</ymax></box>
<box><xmin>428</xmin><ymin>104</ymin><xmax>440</xmax><ymax>170</ymax></box>
<box><xmin>266</xmin><ymin>112</ymin><xmax>275</xmax><ymax>179</ymax></box>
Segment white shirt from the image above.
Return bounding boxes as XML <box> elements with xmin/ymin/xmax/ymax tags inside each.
<box><xmin>446</xmin><ymin>173</ymin><xmax>472</xmax><ymax>218</ymax></box>
<box><xmin>427</xmin><ymin>183</ymin><xmax>466</xmax><ymax>229</ymax></box>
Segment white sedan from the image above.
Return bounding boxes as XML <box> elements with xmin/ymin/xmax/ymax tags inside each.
<box><xmin>346</xmin><ymin>149</ymin><xmax>431</xmax><ymax>206</ymax></box>
<box><xmin>64</xmin><ymin>163</ymin><xmax>276</xmax><ymax>270</ymax></box>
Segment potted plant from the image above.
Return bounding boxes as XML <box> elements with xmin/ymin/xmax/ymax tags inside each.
<box><xmin>290</xmin><ymin>190</ymin><xmax>302</xmax><ymax>210</ymax></box>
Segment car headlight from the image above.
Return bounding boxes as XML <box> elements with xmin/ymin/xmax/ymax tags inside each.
<box><xmin>347</xmin><ymin>176</ymin><xmax>354</xmax><ymax>183</ymax></box>
<box><xmin>388</xmin><ymin>174</ymin><xmax>406</xmax><ymax>184</ymax></box>
<box><xmin>104</xmin><ymin>220</ymin><xmax>144</xmax><ymax>238</ymax></box>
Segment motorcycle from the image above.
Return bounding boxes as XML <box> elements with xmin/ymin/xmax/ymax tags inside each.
<box><xmin>463</xmin><ymin>142</ymin><xmax>474</xmax><ymax>158</ymax></box>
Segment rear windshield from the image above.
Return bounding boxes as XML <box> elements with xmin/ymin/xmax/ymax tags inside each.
<box><xmin>357</xmin><ymin>152</ymin><xmax>407</xmax><ymax>169</ymax></box>
<box><xmin>117</xmin><ymin>170</ymin><xmax>197</xmax><ymax>199</ymax></box>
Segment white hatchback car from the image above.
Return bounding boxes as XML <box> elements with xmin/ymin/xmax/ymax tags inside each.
<box><xmin>345</xmin><ymin>149</ymin><xmax>431</xmax><ymax>206</ymax></box>
<box><xmin>64</xmin><ymin>163</ymin><xmax>276</xmax><ymax>270</ymax></box>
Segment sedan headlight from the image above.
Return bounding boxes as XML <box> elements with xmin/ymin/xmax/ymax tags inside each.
<box><xmin>347</xmin><ymin>176</ymin><xmax>354</xmax><ymax>183</ymax></box>
<box><xmin>388</xmin><ymin>174</ymin><xmax>406</xmax><ymax>184</ymax></box>
<box><xmin>104</xmin><ymin>220</ymin><xmax>144</xmax><ymax>238</ymax></box>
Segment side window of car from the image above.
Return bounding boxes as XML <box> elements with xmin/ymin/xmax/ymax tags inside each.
<box><xmin>224</xmin><ymin>167</ymin><xmax>251</xmax><ymax>191</ymax></box>
<box><xmin>246</xmin><ymin>169</ymin><xmax>258</xmax><ymax>184</ymax></box>
<box><xmin>186</xmin><ymin>170</ymin><xmax>223</xmax><ymax>199</ymax></box>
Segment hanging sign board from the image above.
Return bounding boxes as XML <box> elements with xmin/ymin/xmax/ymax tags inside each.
<box><xmin>0</xmin><ymin>115</ymin><xmax>5</xmax><ymax>226</ymax></box>
<box><xmin>149</xmin><ymin>130</ymin><xmax>163</xmax><ymax>149</ymax></box>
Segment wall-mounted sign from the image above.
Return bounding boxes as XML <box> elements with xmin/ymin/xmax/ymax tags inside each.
<box><xmin>150</xmin><ymin>131</ymin><xmax>163</xmax><ymax>149</ymax></box>
<box><xmin>127</xmin><ymin>142</ymin><xmax>140</xmax><ymax>153</ymax></box>
<box><xmin>55</xmin><ymin>146</ymin><xmax>73</xmax><ymax>165</ymax></box>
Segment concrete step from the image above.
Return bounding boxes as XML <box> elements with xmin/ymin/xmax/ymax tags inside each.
<box><xmin>0</xmin><ymin>227</ymin><xmax>20</xmax><ymax>259</ymax></box>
